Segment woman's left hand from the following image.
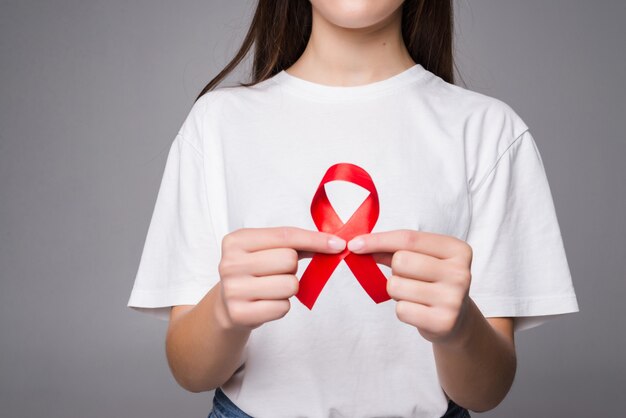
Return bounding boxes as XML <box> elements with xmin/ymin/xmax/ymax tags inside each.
<box><xmin>347</xmin><ymin>229</ymin><xmax>474</xmax><ymax>346</ymax></box>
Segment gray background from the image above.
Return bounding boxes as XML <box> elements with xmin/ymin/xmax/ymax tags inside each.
<box><xmin>1</xmin><ymin>0</ymin><xmax>624</xmax><ymax>417</ymax></box>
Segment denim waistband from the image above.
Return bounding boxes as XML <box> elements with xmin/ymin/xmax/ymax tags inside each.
<box><xmin>208</xmin><ymin>387</ymin><xmax>470</xmax><ymax>418</ymax></box>
<box><xmin>208</xmin><ymin>387</ymin><xmax>253</xmax><ymax>418</ymax></box>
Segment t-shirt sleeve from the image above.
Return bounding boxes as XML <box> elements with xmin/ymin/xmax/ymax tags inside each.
<box><xmin>126</xmin><ymin>108</ymin><xmax>223</xmax><ymax>321</ymax></box>
<box><xmin>465</xmin><ymin>129</ymin><xmax>580</xmax><ymax>332</ymax></box>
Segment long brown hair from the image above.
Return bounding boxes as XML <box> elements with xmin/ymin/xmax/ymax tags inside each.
<box><xmin>195</xmin><ymin>0</ymin><xmax>455</xmax><ymax>103</ymax></box>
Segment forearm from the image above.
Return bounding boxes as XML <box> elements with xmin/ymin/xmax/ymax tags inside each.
<box><xmin>165</xmin><ymin>283</ymin><xmax>251</xmax><ymax>393</ymax></box>
<box><xmin>432</xmin><ymin>297</ymin><xmax>516</xmax><ymax>412</ymax></box>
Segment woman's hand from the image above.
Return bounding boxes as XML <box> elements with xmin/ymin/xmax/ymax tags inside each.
<box><xmin>215</xmin><ymin>226</ymin><xmax>346</xmax><ymax>332</ymax></box>
<box><xmin>347</xmin><ymin>229</ymin><xmax>474</xmax><ymax>347</ymax></box>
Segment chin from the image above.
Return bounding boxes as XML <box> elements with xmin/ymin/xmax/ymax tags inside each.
<box><xmin>309</xmin><ymin>0</ymin><xmax>405</xmax><ymax>29</ymax></box>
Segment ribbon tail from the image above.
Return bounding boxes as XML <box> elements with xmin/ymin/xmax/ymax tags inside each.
<box><xmin>344</xmin><ymin>253</ymin><xmax>391</xmax><ymax>304</ymax></box>
<box><xmin>296</xmin><ymin>253</ymin><xmax>343</xmax><ymax>310</ymax></box>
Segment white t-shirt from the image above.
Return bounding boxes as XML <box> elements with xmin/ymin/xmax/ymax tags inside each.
<box><xmin>127</xmin><ymin>63</ymin><xmax>579</xmax><ymax>417</ymax></box>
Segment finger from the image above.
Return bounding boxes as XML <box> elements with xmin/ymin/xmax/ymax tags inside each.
<box><xmin>228</xmin><ymin>299</ymin><xmax>291</xmax><ymax>327</ymax></box>
<box><xmin>249</xmin><ymin>299</ymin><xmax>292</xmax><ymax>323</ymax></box>
<box><xmin>348</xmin><ymin>229</ymin><xmax>465</xmax><ymax>260</ymax></box>
<box><xmin>226</xmin><ymin>226</ymin><xmax>346</xmax><ymax>254</ymax></box>
<box><xmin>221</xmin><ymin>247</ymin><xmax>324</xmax><ymax>277</ymax></box>
<box><xmin>223</xmin><ymin>247</ymin><xmax>300</xmax><ymax>276</ymax></box>
<box><xmin>395</xmin><ymin>300</ymin><xmax>437</xmax><ymax>330</ymax></box>
<box><xmin>390</xmin><ymin>250</ymin><xmax>442</xmax><ymax>282</ymax></box>
<box><xmin>387</xmin><ymin>275</ymin><xmax>440</xmax><ymax>305</ymax></box>
<box><xmin>223</xmin><ymin>274</ymin><xmax>299</xmax><ymax>300</ymax></box>
<box><xmin>362</xmin><ymin>252</ymin><xmax>441</xmax><ymax>282</ymax></box>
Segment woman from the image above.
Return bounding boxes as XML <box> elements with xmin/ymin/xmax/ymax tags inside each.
<box><xmin>127</xmin><ymin>1</ymin><xmax>580</xmax><ymax>417</ymax></box>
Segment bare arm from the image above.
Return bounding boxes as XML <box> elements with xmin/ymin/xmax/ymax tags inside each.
<box><xmin>346</xmin><ymin>230</ymin><xmax>516</xmax><ymax>413</ymax></box>
<box><xmin>164</xmin><ymin>226</ymin><xmax>347</xmax><ymax>393</ymax></box>
<box><xmin>433</xmin><ymin>302</ymin><xmax>516</xmax><ymax>412</ymax></box>
<box><xmin>165</xmin><ymin>283</ymin><xmax>250</xmax><ymax>393</ymax></box>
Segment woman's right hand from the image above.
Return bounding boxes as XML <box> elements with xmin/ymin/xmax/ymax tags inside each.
<box><xmin>214</xmin><ymin>226</ymin><xmax>346</xmax><ymax>331</ymax></box>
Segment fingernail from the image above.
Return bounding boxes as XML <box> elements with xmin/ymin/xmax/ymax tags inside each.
<box><xmin>328</xmin><ymin>237</ymin><xmax>346</xmax><ymax>250</ymax></box>
<box><xmin>348</xmin><ymin>237</ymin><xmax>364</xmax><ymax>251</ymax></box>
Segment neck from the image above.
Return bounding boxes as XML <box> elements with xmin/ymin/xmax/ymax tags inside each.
<box><xmin>286</xmin><ymin>5</ymin><xmax>415</xmax><ymax>86</ymax></box>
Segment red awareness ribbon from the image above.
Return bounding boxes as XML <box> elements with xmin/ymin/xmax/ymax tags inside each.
<box><xmin>296</xmin><ymin>162</ymin><xmax>391</xmax><ymax>309</ymax></box>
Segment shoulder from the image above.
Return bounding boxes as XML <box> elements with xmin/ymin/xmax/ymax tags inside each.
<box><xmin>175</xmin><ymin>77</ymin><xmax>276</xmax><ymax>153</ymax></box>
<box><xmin>199</xmin><ymin>75</ymin><xmax>279</xmax><ymax>108</ymax></box>
<box><xmin>418</xmin><ymin>71</ymin><xmax>533</xmax><ymax>190</ymax></box>
<box><xmin>174</xmin><ymin>87</ymin><xmax>233</xmax><ymax>154</ymax></box>
<box><xmin>183</xmin><ymin>75</ymin><xmax>278</xmax><ymax>121</ymax></box>
<box><xmin>424</xmin><ymin>73</ymin><xmax>529</xmax><ymax>142</ymax></box>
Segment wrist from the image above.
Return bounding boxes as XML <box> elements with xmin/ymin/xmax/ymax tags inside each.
<box><xmin>212</xmin><ymin>282</ymin><xmax>236</xmax><ymax>331</ymax></box>
<box><xmin>434</xmin><ymin>296</ymin><xmax>479</xmax><ymax>351</ymax></box>
<box><xmin>212</xmin><ymin>282</ymin><xmax>251</xmax><ymax>335</ymax></box>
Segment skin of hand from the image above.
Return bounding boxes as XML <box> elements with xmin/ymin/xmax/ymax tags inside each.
<box><xmin>348</xmin><ymin>229</ymin><xmax>473</xmax><ymax>344</ymax></box>
<box><xmin>215</xmin><ymin>226</ymin><xmax>347</xmax><ymax>331</ymax></box>
<box><xmin>166</xmin><ymin>226</ymin><xmax>346</xmax><ymax>393</ymax></box>
<box><xmin>347</xmin><ymin>229</ymin><xmax>517</xmax><ymax>412</ymax></box>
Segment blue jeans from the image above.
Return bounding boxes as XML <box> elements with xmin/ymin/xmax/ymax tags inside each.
<box><xmin>207</xmin><ymin>387</ymin><xmax>471</xmax><ymax>418</ymax></box>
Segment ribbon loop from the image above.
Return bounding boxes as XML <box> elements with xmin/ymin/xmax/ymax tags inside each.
<box><xmin>296</xmin><ymin>163</ymin><xmax>391</xmax><ymax>309</ymax></box>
